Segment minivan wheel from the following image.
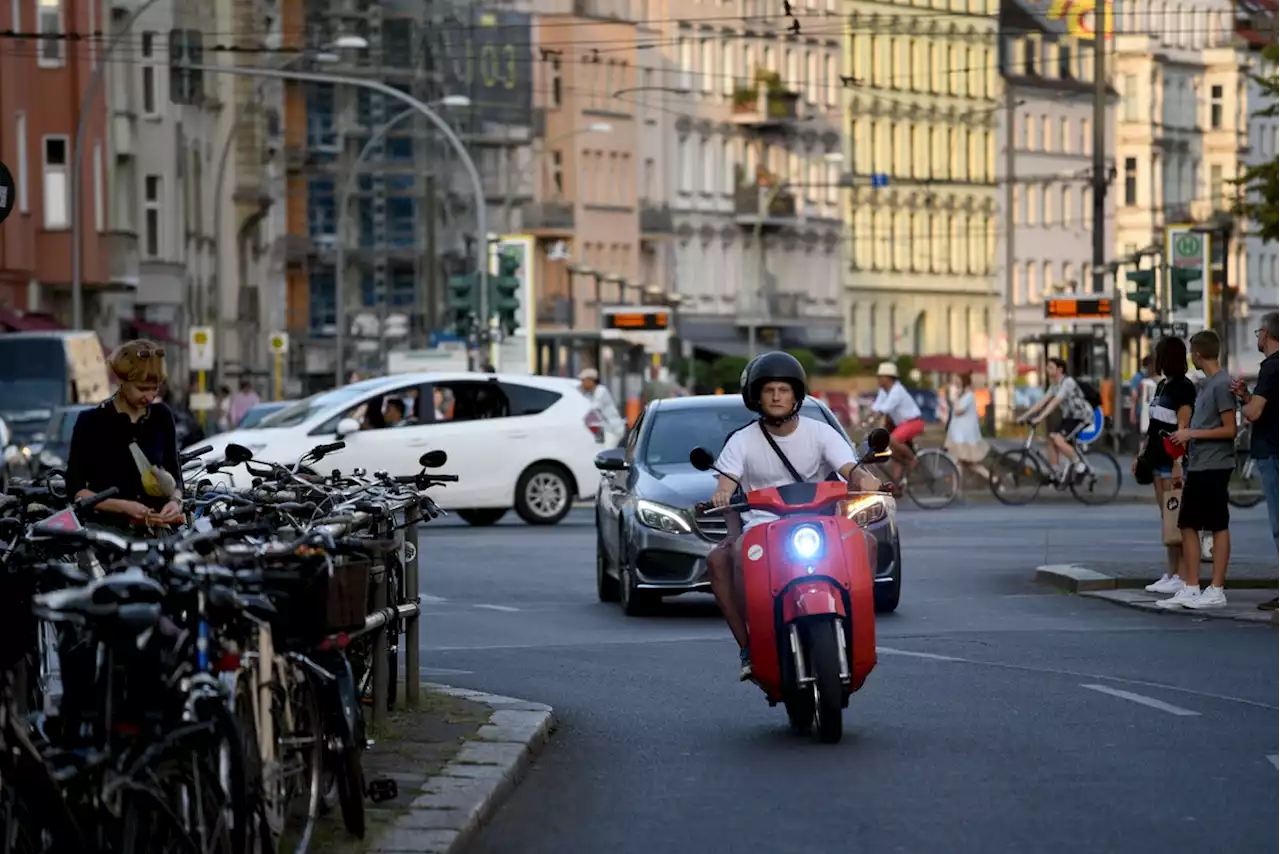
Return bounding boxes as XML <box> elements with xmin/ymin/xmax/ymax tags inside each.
<box><xmin>515</xmin><ymin>464</ymin><xmax>573</xmax><ymax>525</ymax></box>
<box><xmin>458</xmin><ymin>508</ymin><xmax>507</xmax><ymax>527</ymax></box>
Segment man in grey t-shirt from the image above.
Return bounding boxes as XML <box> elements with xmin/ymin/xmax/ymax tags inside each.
<box><xmin>1157</xmin><ymin>330</ymin><xmax>1237</xmax><ymax>611</ymax></box>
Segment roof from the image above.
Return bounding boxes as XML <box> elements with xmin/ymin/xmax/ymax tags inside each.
<box><xmin>649</xmin><ymin>394</ymin><xmax>831</xmax><ymax>413</ymax></box>
<box><xmin>354</xmin><ymin>372</ymin><xmax>584</xmax><ymax>394</ymax></box>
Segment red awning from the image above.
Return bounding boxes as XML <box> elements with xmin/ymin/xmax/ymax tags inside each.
<box><xmin>0</xmin><ymin>308</ymin><xmax>62</xmax><ymax>332</ymax></box>
<box><xmin>125</xmin><ymin>318</ymin><xmax>177</xmax><ymax>343</ymax></box>
<box><xmin>914</xmin><ymin>355</ymin><xmax>1040</xmax><ymax>376</ymax></box>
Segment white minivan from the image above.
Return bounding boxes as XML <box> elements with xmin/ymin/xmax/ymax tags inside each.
<box><xmin>196</xmin><ymin>372</ymin><xmax>603</xmax><ymax>526</ymax></box>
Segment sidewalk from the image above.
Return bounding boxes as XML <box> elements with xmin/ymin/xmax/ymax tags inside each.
<box><xmin>312</xmin><ymin>685</ymin><xmax>555</xmax><ymax>854</ymax></box>
<box><xmin>1036</xmin><ymin>564</ymin><xmax>1278</xmax><ymax>626</ymax></box>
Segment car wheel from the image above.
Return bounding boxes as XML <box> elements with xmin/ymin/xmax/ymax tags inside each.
<box><xmin>618</xmin><ymin>548</ymin><xmax>655</xmax><ymax>616</ymax></box>
<box><xmin>596</xmin><ymin>526</ymin><xmax>620</xmax><ymax>603</ymax></box>
<box><xmin>457</xmin><ymin>508</ymin><xmax>508</xmax><ymax>527</ymax></box>
<box><xmin>515</xmin><ymin>463</ymin><xmax>573</xmax><ymax>526</ymax></box>
<box><xmin>874</xmin><ymin>544</ymin><xmax>901</xmax><ymax>614</ymax></box>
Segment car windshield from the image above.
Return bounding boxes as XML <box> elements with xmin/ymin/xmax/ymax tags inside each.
<box><xmin>49</xmin><ymin>407</ymin><xmax>88</xmax><ymax>443</ymax></box>
<box><xmin>255</xmin><ymin>386</ymin><xmax>373</xmax><ymax>429</ymax></box>
<box><xmin>643</xmin><ymin>401</ymin><xmax>837</xmax><ymax>466</ymax></box>
<box><xmin>239</xmin><ymin>402</ymin><xmax>288</xmax><ymax>429</ymax></box>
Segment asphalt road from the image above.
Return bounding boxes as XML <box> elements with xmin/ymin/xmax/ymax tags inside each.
<box><xmin>416</xmin><ymin>503</ymin><xmax>1278</xmax><ymax>854</ymax></box>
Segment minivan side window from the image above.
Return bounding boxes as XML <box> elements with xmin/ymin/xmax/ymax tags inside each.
<box><xmin>499</xmin><ymin>382</ymin><xmax>562</xmax><ymax>416</ymax></box>
<box><xmin>432</xmin><ymin>380</ymin><xmax>512</xmax><ymax>422</ymax></box>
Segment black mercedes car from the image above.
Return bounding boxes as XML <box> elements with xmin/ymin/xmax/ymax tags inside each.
<box><xmin>593</xmin><ymin>394</ymin><xmax>902</xmax><ymax>617</ymax></box>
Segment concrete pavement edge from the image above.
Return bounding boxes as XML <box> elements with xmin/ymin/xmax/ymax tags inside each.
<box><xmin>368</xmin><ymin>684</ymin><xmax>557</xmax><ymax>854</ymax></box>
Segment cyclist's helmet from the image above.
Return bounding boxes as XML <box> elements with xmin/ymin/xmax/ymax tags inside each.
<box><xmin>742</xmin><ymin>351</ymin><xmax>808</xmax><ymax>423</ymax></box>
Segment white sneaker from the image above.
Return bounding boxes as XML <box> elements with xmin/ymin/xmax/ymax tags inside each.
<box><xmin>1185</xmin><ymin>586</ymin><xmax>1227</xmax><ymax>609</ymax></box>
<box><xmin>1146</xmin><ymin>575</ymin><xmax>1185</xmax><ymax>594</ymax></box>
<box><xmin>1154</xmin><ymin>586</ymin><xmax>1202</xmax><ymax>609</ymax></box>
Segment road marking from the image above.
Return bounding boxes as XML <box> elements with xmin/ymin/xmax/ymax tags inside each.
<box><xmin>421</xmin><ymin>594</ymin><xmax>448</xmax><ymax>604</ymax></box>
<box><xmin>1081</xmin><ymin>683</ymin><xmax>1201</xmax><ymax>716</ymax></box>
<box><xmin>1268</xmin><ymin>755</ymin><xmax>1278</xmax><ymax>770</ymax></box>
<box><xmin>419</xmin><ymin>667</ymin><xmax>475</xmax><ymax>676</ymax></box>
<box><xmin>876</xmin><ymin>646</ymin><xmax>964</xmax><ymax>662</ymax></box>
<box><xmin>474</xmin><ymin>604</ymin><xmax>520</xmax><ymax>613</ymax></box>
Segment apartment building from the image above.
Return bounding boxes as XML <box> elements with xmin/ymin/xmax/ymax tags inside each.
<box><xmin>995</xmin><ymin>0</ymin><xmax>1115</xmax><ymax>365</ymax></box>
<box><xmin>656</xmin><ymin>0</ymin><xmax>848</xmax><ymax>358</ymax></box>
<box><xmin>0</xmin><ymin>0</ymin><xmax>112</xmax><ymax>332</ymax></box>
<box><xmin>843</xmin><ymin>0</ymin><xmax>1001</xmax><ymax>363</ymax></box>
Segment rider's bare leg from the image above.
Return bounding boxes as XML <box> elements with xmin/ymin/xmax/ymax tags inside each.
<box><xmin>707</xmin><ymin>539</ymin><xmax>749</xmax><ymax>649</ymax></box>
<box><xmin>888</xmin><ymin>437</ymin><xmax>917</xmax><ymax>472</ymax></box>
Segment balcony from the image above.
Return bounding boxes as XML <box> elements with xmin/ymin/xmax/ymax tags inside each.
<box><xmin>733</xmin><ymin>185</ymin><xmax>799</xmax><ymax>228</ymax></box>
<box><xmin>731</xmin><ymin>72</ymin><xmax>801</xmax><ymax>130</ymax></box>
<box><xmin>639</xmin><ymin>202</ymin><xmax>674</xmax><ymax>237</ymax></box>
<box><xmin>112</xmin><ymin>113</ymin><xmax>136</xmax><ymax>158</ymax></box>
<box><xmin>521</xmin><ymin>201</ymin><xmax>575</xmax><ymax>235</ymax></box>
<box><xmin>105</xmin><ymin>231</ymin><xmax>140</xmax><ymax>289</ymax></box>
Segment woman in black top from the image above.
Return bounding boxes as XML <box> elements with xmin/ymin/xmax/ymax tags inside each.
<box><xmin>65</xmin><ymin>340</ymin><xmax>184</xmax><ymax>529</ymax></box>
<box><xmin>1134</xmin><ymin>336</ymin><xmax>1197</xmax><ymax>592</ymax></box>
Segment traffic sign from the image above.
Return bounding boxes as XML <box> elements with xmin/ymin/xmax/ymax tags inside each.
<box><xmin>269</xmin><ymin>331</ymin><xmax>289</xmax><ymax>354</ymax></box>
<box><xmin>189</xmin><ymin>325</ymin><xmax>214</xmax><ymax>371</ymax></box>
<box><xmin>1044</xmin><ymin>298</ymin><xmax>1113</xmax><ymax>319</ymax></box>
<box><xmin>1171</xmin><ymin>232</ymin><xmax>1203</xmax><ymax>266</ymax></box>
<box><xmin>0</xmin><ymin>160</ymin><xmax>13</xmax><ymax>226</ymax></box>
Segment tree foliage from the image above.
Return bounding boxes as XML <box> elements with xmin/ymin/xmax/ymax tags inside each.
<box><xmin>1235</xmin><ymin>43</ymin><xmax>1278</xmax><ymax>244</ymax></box>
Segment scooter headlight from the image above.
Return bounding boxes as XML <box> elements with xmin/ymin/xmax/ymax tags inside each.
<box><xmin>791</xmin><ymin>525</ymin><xmax>822</xmax><ymax>559</ymax></box>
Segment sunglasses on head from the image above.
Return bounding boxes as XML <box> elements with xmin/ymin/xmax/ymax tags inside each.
<box><xmin>135</xmin><ymin>347</ymin><xmax>165</xmax><ymax>359</ymax></box>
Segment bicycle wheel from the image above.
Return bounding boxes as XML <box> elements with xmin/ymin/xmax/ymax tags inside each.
<box><xmin>989</xmin><ymin>449</ymin><xmax>1045</xmax><ymax>506</ymax></box>
<box><xmin>1228</xmin><ymin>452</ymin><xmax>1263</xmax><ymax>508</ymax></box>
<box><xmin>1070</xmin><ymin>450</ymin><xmax>1122</xmax><ymax>505</ymax></box>
<box><xmin>262</xmin><ymin>663</ymin><xmax>323</xmax><ymax>854</ymax></box>
<box><xmin>904</xmin><ymin>449</ymin><xmax>961</xmax><ymax>509</ymax></box>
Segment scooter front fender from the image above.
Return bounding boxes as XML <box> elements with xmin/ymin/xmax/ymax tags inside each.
<box><xmin>780</xmin><ymin>580</ymin><xmax>847</xmax><ymax>624</ymax></box>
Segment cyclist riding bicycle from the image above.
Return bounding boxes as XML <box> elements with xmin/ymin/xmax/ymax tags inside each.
<box><xmin>1018</xmin><ymin>357</ymin><xmax>1092</xmax><ymax>482</ymax></box>
<box><xmin>872</xmin><ymin>362</ymin><xmax>924</xmax><ymax>480</ymax></box>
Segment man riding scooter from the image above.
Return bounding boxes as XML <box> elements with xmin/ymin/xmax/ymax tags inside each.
<box><xmin>705</xmin><ymin>352</ymin><xmax>886</xmax><ymax>680</ymax></box>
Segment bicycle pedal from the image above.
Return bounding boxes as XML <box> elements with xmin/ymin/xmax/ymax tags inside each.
<box><xmin>366</xmin><ymin>777</ymin><xmax>398</xmax><ymax>803</ymax></box>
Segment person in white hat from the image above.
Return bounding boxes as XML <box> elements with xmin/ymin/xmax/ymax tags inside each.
<box><xmin>579</xmin><ymin>368</ymin><xmax>625</xmax><ymax>446</ymax></box>
<box><xmin>871</xmin><ymin>361</ymin><xmax>925</xmax><ymax>479</ymax></box>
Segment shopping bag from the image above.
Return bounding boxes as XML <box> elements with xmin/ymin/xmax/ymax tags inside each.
<box><xmin>1160</xmin><ymin>487</ymin><xmax>1183</xmax><ymax>546</ymax></box>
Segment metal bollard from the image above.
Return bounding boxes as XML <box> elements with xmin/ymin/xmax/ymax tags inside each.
<box><xmin>369</xmin><ymin>516</ymin><xmax>390</xmax><ymax>726</ymax></box>
<box><xmin>403</xmin><ymin>503</ymin><xmax>421</xmax><ymax>707</ymax></box>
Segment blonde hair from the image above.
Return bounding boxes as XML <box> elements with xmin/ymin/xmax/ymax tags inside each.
<box><xmin>109</xmin><ymin>339</ymin><xmax>168</xmax><ymax>385</ymax></box>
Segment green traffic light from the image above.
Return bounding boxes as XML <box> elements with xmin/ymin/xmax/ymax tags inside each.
<box><xmin>1125</xmin><ymin>269</ymin><xmax>1156</xmax><ymax>309</ymax></box>
<box><xmin>1169</xmin><ymin>267</ymin><xmax>1202</xmax><ymax>311</ymax></box>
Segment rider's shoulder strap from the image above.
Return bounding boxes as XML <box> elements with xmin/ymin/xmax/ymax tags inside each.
<box><xmin>757</xmin><ymin>419</ymin><xmax>805</xmax><ymax>484</ymax></box>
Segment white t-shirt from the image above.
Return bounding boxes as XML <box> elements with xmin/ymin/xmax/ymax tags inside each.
<box><xmin>872</xmin><ymin>382</ymin><xmax>922</xmax><ymax>425</ymax></box>
<box><xmin>714</xmin><ymin>417</ymin><xmax>858</xmax><ymax>531</ymax></box>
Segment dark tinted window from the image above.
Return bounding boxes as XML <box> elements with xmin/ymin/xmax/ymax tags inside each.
<box><xmin>0</xmin><ymin>339</ymin><xmax>70</xmax><ymax>413</ymax></box>
<box><xmin>642</xmin><ymin>401</ymin><xmax>839</xmax><ymax>466</ymax></box>
<box><xmin>500</xmin><ymin>383</ymin><xmax>562</xmax><ymax>416</ymax></box>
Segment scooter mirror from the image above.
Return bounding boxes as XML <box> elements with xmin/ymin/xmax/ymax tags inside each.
<box><xmin>688</xmin><ymin>448</ymin><xmax>715</xmax><ymax>471</ymax></box>
<box><xmin>866</xmin><ymin>428</ymin><xmax>892</xmax><ymax>455</ymax></box>
<box><xmin>224</xmin><ymin>443</ymin><xmax>255</xmax><ymax>464</ymax></box>
<box><xmin>419</xmin><ymin>450</ymin><xmax>448</xmax><ymax>468</ymax></box>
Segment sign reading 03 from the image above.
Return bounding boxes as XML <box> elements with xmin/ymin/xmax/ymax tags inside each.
<box><xmin>1044</xmin><ymin>298</ymin><xmax>1113</xmax><ymax>319</ymax></box>
<box><xmin>446</xmin><ymin>9</ymin><xmax>534</xmax><ymax>126</ymax></box>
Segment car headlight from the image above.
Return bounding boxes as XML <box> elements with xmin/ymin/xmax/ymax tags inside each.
<box><xmin>791</xmin><ymin>525</ymin><xmax>822</xmax><ymax>559</ymax></box>
<box><xmin>840</xmin><ymin>495</ymin><xmax>888</xmax><ymax>527</ymax></box>
<box><xmin>635</xmin><ymin>499</ymin><xmax>692</xmax><ymax>535</ymax></box>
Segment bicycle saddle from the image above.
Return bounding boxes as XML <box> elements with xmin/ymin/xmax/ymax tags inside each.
<box><xmin>34</xmin><ymin>568</ymin><xmax>165</xmax><ymax>617</ymax></box>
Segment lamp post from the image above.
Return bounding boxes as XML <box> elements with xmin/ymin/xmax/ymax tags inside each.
<box><xmin>210</xmin><ymin>36</ymin><xmax>368</xmax><ymax>385</ymax></box>
<box><xmin>330</xmin><ymin>96</ymin><xmax>470</xmax><ymax>375</ymax></box>
<box><xmin>69</xmin><ymin>0</ymin><xmax>168</xmax><ymax>330</ymax></box>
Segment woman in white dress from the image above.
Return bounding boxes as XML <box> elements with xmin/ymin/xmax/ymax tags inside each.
<box><xmin>944</xmin><ymin>372</ymin><xmax>992</xmax><ymax>483</ymax></box>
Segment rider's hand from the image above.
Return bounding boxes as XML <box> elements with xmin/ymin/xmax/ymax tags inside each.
<box><xmin>711</xmin><ymin>489</ymin><xmax>735</xmax><ymax>508</ymax></box>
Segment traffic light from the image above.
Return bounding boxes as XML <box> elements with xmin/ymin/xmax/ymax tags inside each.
<box><xmin>447</xmin><ymin>272</ymin><xmax>478</xmax><ymax>336</ymax></box>
<box><xmin>491</xmin><ymin>253</ymin><xmax>521</xmax><ymax>335</ymax></box>
<box><xmin>1125</xmin><ymin>269</ymin><xmax>1157</xmax><ymax>309</ymax></box>
<box><xmin>168</xmin><ymin>29</ymin><xmax>204</xmax><ymax>105</ymax></box>
<box><xmin>1170</xmin><ymin>267</ymin><xmax>1203</xmax><ymax>311</ymax></box>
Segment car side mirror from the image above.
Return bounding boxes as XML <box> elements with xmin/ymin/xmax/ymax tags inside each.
<box><xmin>336</xmin><ymin>417</ymin><xmax>361</xmax><ymax>438</ymax></box>
<box><xmin>594</xmin><ymin>447</ymin><xmax>629</xmax><ymax>471</ymax></box>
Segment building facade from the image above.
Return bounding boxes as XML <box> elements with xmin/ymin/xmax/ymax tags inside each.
<box><xmin>0</xmin><ymin>0</ymin><xmax>113</xmax><ymax>332</ymax></box>
<box><xmin>843</xmin><ymin>0</ymin><xmax>1002</xmax><ymax>365</ymax></box>
<box><xmin>657</xmin><ymin>0</ymin><xmax>847</xmax><ymax>359</ymax></box>
<box><xmin>995</xmin><ymin>1</ymin><xmax>1115</xmax><ymax>367</ymax></box>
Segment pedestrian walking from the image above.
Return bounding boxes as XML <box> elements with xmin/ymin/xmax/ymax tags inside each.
<box><xmin>944</xmin><ymin>372</ymin><xmax>992</xmax><ymax>484</ymax></box>
<box><xmin>1157</xmin><ymin>330</ymin><xmax>1237</xmax><ymax>610</ymax></box>
<box><xmin>579</xmin><ymin>368</ymin><xmax>625</xmax><ymax>447</ymax></box>
<box><xmin>1229</xmin><ymin>310</ymin><xmax>1278</xmax><ymax>610</ymax></box>
<box><xmin>1135</xmin><ymin>336</ymin><xmax>1196</xmax><ymax>595</ymax></box>
<box><xmin>228</xmin><ymin>380</ymin><xmax>261</xmax><ymax>429</ymax></box>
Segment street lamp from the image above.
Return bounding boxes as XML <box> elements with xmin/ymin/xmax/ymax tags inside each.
<box><xmin>210</xmin><ymin>36</ymin><xmax>369</xmax><ymax>384</ymax></box>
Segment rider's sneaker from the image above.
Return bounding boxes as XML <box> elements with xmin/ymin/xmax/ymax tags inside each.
<box><xmin>739</xmin><ymin>647</ymin><xmax>753</xmax><ymax>681</ymax></box>
<box><xmin>1145</xmin><ymin>574</ymin><xmax>1185</xmax><ymax>594</ymax></box>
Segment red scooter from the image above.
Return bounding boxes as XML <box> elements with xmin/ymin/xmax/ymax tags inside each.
<box><xmin>690</xmin><ymin>429</ymin><xmax>893</xmax><ymax>744</ymax></box>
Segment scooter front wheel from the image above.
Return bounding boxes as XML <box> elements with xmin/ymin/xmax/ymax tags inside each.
<box><xmin>808</xmin><ymin>619</ymin><xmax>845</xmax><ymax>744</ymax></box>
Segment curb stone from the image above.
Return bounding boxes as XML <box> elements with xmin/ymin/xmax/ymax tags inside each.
<box><xmin>1035</xmin><ymin>564</ymin><xmax>1279</xmax><ymax>626</ymax></box>
<box><xmin>367</xmin><ymin>685</ymin><xmax>556</xmax><ymax>854</ymax></box>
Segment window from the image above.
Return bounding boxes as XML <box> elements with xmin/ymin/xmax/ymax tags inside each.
<box><xmin>678</xmin><ymin>38</ymin><xmax>693</xmax><ymax>90</ymax></box>
<box><xmin>1013</xmin><ymin>261</ymin><xmax>1025</xmax><ymax>304</ymax></box>
<box><xmin>15</xmin><ymin>112</ymin><xmax>27</xmax><ymax>214</ymax></box>
<box><xmin>41</xmin><ymin>136</ymin><xmax>68</xmax><ymax>229</ymax></box>
<box><xmin>1018</xmin><ymin>112</ymin><xmax>1030</xmax><ymax>149</ymax></box>
<box><xmin>36</xmin><ymin>0</ymin><xmax>63</xmax><ymax>68</ymax></box>
<box><xmin>700</xmin><ymin>39</ymin><xmax>713</xmax><ymax>94</ymax></box>
<box><xmin>1027</xmin><ymin>184</ymin><xmax>1039</xmax><ymax>226</ymax></box>
<box><xmin>143</xmin><ymin>175</ymin><xmax>161</xmax><ymax>257</ymax></box>
<box><xmin>1123</xmin><ymin>157</ymin><xmax>1137</xmax><ymax>206</ymax></box>
<box><xmin>1041</xmin><ymin>183</ymin><xmax>1051</xmax><ymax>225</ymax></box>
<box><xmin>1058</xmin><ymin>42</ymin><xmax>1072</xmax><ymax>79</ymax></box>
<box><xmin>677</xmin><ymin>136</ymin><xmax>692</xmax><ymax>194</ymax></box>
<box><xmin>1210</xmin><ymin>163</ymin><xmax>1223</xmax><ymax>208</ymax></box>
<box><xmin>93</xmin><ymin>142</ymin><xmax>104</xmax><ymax>232</ymax></box>
<box><xmin>1026</xmin><ymin>261</ymin><xmax>1039</xmax><ymax>302</ymax></box>
<box><xmin>722</xmin><ymin>39</ymin><xmax>733</xmax><ymax>97</ymax></box>
<box><xmin>499</xmin><ymin>383</ymin><xmax>562</xmax><ymax>416</ymax></box>
<box><xmin>550</xmin><ymin>151</ymin><xmax>563</xmax><ymax>195</ymax></box>
<box><xmin>806</xmin><ymin>51</ymin><xmax>817</xmax><ymax>103</ymax></box>
<box><xmin>1122</xmin><ymin>75</ymin><xmax>1138</xmax><ymax>120</ymax></box>
<box><xmin>1079</xmin><ymin>117</ymin><xmax>1090</xmax><ymax>153</ymax></box>
<box><xmin>1210</xmin><ymin>84</ymin><xmax>1223</xmax><ymax>129</ymax></box>
<box><xmin>550</xmin><ymin>58</ymin><xmax>562</xmax><ymax>107</ymax></box>
<box><xmin>825</xmin><ymin>55</ymin><xmax>837</xmax><ymax>105</ymax></box>
<box><xmin>141</xmin><ymin>31</ymin><xmax>157</xmax><ymax>114</ymax></box>
<box><xmin>1059</xmin><ymin>117</ymin><xmax>1070</xmax><ymax>153</ymax></box>
<box><xmin>1061</xmin><ymin>185</ymin><xmax>1072</xmax><ymax>225</ymax></box>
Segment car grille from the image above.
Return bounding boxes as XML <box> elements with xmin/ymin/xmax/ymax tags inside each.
<box><xmin>695</xmin><ymin>516</ymin><xmax>728</xmax><ymax>542</ymax></box>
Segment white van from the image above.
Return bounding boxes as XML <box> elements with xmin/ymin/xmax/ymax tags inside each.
<box><xmin>0</xmin><ymin>331</ymin><xmax>111</xmax><ymax>448</ymax></box>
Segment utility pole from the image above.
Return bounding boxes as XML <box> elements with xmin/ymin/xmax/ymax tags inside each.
<box><xmin>1091</xmin><ymin>9</ymin><xmax>1120</xmax><ymax>451</ymax></box>
<box><xmin>1004</xmin><ymin>83</ymin><xmax>1018</xmax><ymax>424</ymax></box>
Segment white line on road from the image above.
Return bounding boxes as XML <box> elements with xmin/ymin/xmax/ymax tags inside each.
<box><xmin>876</xmin><ymin>646</ymin><xmax>965</xmax><ymax>662</ymax></box>
<box><xmin>1268</xmin><ymin>755</ymin><xmax>1278</xmax><ymax>770</ymax></box>
<box><xmin>419</xmin><ymin>667</ymin><xmax>475</xmax><ymax>676</ymax></box>
<box><xmin>473</xmin><ymin>604</ymin><xmax>520</xmax><ymax>613</ymax></box>
<box><xmin>1081</xmin><ymin>683</ymin><xmax>1201</xmax><ymax>716</ymax></box>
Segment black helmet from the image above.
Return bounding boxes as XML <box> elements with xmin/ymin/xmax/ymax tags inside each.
<box><xmin>742</xmin><ymin>351</ymin><xmax>808</xmax><ymax>421</ymax></box>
